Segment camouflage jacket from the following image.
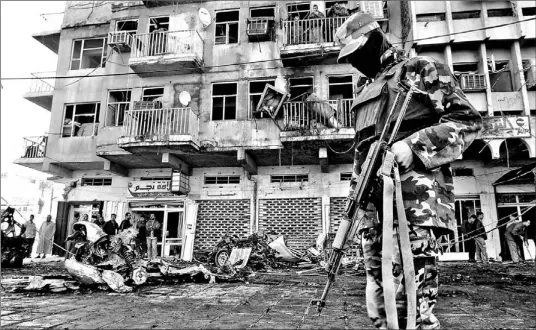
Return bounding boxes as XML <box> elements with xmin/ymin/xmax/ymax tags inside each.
<box><xmin>350</xmin><ymin>47</ymin><xmax>483</xmax><ymax>234</ymax></box>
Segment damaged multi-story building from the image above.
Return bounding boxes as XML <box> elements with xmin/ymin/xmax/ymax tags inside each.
<box><xmin>16</xmin><ymin>1</ymin><xmax>536</xmax><ymax>261</ymax></box>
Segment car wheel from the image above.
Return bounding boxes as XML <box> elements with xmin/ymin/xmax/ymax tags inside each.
<box><xmin>215</xmin><ymin>249</ymin><xmax>231</xmax><ymax>267</ymax></box>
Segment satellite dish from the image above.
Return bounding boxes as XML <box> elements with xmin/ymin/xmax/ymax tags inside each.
<box><xmin>179</xmin><ymin>91</ymin><xmax>191</xmax><ymax>107</ymax></box>
<box><xmin>198</xmin><ymin>8</ymin><xmax>211</xmax><ymax>27</ymax></box>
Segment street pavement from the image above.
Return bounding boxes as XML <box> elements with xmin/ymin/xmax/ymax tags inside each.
<box><xmin>1</xmin><ymin>262</ymin><xmax>535</xmax><ymax>329</ymax></box>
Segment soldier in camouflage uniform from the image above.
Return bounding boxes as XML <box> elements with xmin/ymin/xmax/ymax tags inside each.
<box><xmin>334</xmin><ymin>13</ymin><xmax>482</xmax><ymax>329</ymax></box>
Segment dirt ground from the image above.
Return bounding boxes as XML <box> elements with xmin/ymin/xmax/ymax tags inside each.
<box><xmin>1</xmin><ymin>260</ymin><xmax>535</xmax><ymax>329</ymax></box>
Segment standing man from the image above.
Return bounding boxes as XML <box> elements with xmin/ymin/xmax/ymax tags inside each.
<box><xmin>103</xmin><ymin>214</ymin><xmax>119</xmax><ymax>236</ymax></box>
<box><xmin>504</xmin><ymin>219</ymin><xmax>531</xmax><ymax>263</ymax></box>
<box><xmin>136</xmin><ymin>214</ymin><xmax>147</xmax><ymax>257</ymax></box>
<box><xmin>93</xmin><ymin>214</ymin><xmax>106</xmax><ymax>228</ymax></box>
<box><xmin>23</xmin><ymin>214</ymin><xmax>37</xmax><ymax>258</ymax></box>
<box><xmin>463</xmin><ymin>215</ymin><xmax>477</xmax><ymax>262</ymax></box>
<box><xmin>474</xmin><ymin>212</ymin><xmax>488</xmax><ymax>263</ymax></box>
<box><xmin>305</xmin><ymin>4</ymin><xmax>325</xmax><ymax>43</ymax></box>
<box><xmin>146</xmin><ymin>213</ymin><xmax>161</xmax><ymax>260</ymax></box>
<box><xmin>119</xmin><ymin>212</ymin><xmax>132</xmax><ymax>233</ymax></box>
<box><xmin>36</xmin><ymin>215</ymin><xmax>56</xmax><ymax>259</ymax></box>
<box><xmin>334</xmin><ymin>13</ymin><xmax>482</xmax><ymax>329</ymax></box>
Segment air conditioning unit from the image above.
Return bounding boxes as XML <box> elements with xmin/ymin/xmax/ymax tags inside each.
<box><xmin>360</xmin><ymin>1</ymin><xmax>386</xmax><ymax>19</ymax></box>
<box><xmin>461</xmin><ymin>74</ymin><xmax>486</xmax><ymax>91</ymax></box>
<box><xmin>108</xmin><ymin>31</ymin><xmax>133</xmax><ymax>52</ymax></box>
<box><xmin>133</xmin><ymin>101</ymin><xmax>162</xmax><ymax>110</ymax></box>
<box><xmin>171</xmin><ymin>170</ymin><xmax>190</xmax><ymax>195</ymax></box>
<box><xmin>247</xmin><ymin>17</ymin><xmax>274</xmax><ymax>41</ymax></box>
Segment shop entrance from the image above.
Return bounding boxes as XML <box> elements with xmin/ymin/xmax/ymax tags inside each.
<box><xmin>130</xmin><ymin>202</ymin><xmax>185</xmax><ymax>258</ymax></box>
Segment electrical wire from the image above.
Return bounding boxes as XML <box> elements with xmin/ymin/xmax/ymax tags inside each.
<box><xmin>2</xmin><ymin>17</ymin><xmax>535</xmax><ymax>82</ymax></box>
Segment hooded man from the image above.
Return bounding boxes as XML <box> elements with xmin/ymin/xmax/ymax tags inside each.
<box><xmin>334</xmin><ymin>12</ymin><xmax>482</xmax><ymax>329</ymax></box>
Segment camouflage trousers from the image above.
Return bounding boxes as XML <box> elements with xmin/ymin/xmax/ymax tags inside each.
<box><xmin>361</xmin><ymin>225</ymin><xmax>440</xmax><ymax>329</ymax></box>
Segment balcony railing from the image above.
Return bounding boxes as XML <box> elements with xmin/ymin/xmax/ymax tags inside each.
<box><xmin>123</xmin><ymin>107</ymin><xmax>197</xmax><ymax>137</ymax></box>
<box><xmin>282</xmin><ymin>17</ymin><xmax>348</xmax><ymax>46</ymax></box>
<box><xmin>28</xmin><ymin>72</ymin><xmax>55</xmax><ymax>93</ymax></box>
<box><xmin>131</xmin><ymin>30</ymin><xmax>203</xmax><ymax>60</ymax></box>
<box><xmin>283</xmin><ymin>99</ymin><xmax>354</xmax><ymax>131</ymax></box>
<box><xmin>460</xmin><ymin>74</ymin><xmax>486</xmax><ymax>91</ymax></box>
<box><xmin>21</xmin><ymin>136</ymin><xmax>47</xmax><ymax>159</ymax></box>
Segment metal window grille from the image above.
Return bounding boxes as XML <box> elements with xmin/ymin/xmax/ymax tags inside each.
<box><xmin>81</xmin><ymin>178</ymin><xmax>113</xmax><ymax>186</ymax></box>
<box><xmin>204</xmin><ymin>176</ymin><xmax>241</xmax><ymax>185</ymax></box>
<box><xmin>461</xmin><ymin>74</ymin><xmax>486</xmax><ymax>91</ymax></box>
<box><xmin>270</xmin><ymin>174</ymin><xmax>309</xmax><ymax>183</ymax></box>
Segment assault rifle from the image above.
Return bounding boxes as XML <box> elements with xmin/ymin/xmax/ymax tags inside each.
<box><xmin>312</xmin><ymin>82</ymin><xmax>421</xmax><ymax>314</ymax></box>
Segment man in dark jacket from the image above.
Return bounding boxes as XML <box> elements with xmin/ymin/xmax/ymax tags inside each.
<box><xmin>102</xmin><ymin>214</ymin><xmax>118</xmax><ymax>236</ymax></box>
<box><xmin>334</xmin><ymin>12</ymin><xmax>482</xmax><ymax>329</ymax></box>
<box><xmin>463</xmin><ymin>215</ymin><xmax>477</xmax><ymax>262</ymax></box>
<box><xmin>474</xmin><ymin>211</ymin><xmax>488</xmax><ymax>263</ymax></box>
<box><xmin>119</xmin><ymin>212</ymin><xmax>132</xmax><ymax>233</ymax></box>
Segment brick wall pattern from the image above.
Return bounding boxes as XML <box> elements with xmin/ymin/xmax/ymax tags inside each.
<box><xmin>194</xmin><ymin>199</ymin><xmax>251</xmax><ymax>250</ymax></box>
<box><xmin>258</xmin><ymin>197</ymin><xmax>322</xmax><ymax>251</ymax></box>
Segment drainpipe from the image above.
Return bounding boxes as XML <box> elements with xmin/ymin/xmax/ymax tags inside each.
<box><xmin>247</xmin><ymin>173</ymin><xmax>258</xmax><ymax>233</ymax></box>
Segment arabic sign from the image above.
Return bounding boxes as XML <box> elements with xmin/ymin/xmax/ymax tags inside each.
<box><xmin>128</xmin><ymin>180</ymin><xmax>175</xmax><ymax>197</ymax></box>
<box><xmin>479</xmin><ymin>116</ymin><xmax>531</xmax><ymax>139</ymax></box>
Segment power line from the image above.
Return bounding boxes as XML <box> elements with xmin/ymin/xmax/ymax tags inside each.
<box><xmin>2</xmin><ymin>17</ymin><xmax>535</xmax><ymax>82</ymax></box>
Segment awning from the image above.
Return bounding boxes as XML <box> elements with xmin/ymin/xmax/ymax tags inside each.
<box><xmin>493</xmin><ymin>162</ymin><xmax>536</xmax><ymax>186</ymax></box>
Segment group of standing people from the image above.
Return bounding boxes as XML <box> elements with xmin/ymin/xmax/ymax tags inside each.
<box><xmin>1</xmin><ymin>213</ymin><xmax>56</xmax><ymax>259</ymax></box>
<box><xmin>289</xmin><ymin>2</ymin><xmax>351</xmax><ymax>44</ymax></box>
<box><xmin>74</xmin><ymin>211</ymin><xmax>162</xmax><ymax>261</ymax></box>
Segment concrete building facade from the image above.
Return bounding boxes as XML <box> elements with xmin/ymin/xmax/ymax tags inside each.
<box><xmin>16</xmin><ymin>1</ymin><xmax>535</xmax><ymax>261</ymax></box>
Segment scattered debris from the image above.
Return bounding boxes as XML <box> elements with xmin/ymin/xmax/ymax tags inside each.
<box><xmin>1</xmin><ymin>207</ymin><xmax>29</xmax><ymax>268</ymax></box>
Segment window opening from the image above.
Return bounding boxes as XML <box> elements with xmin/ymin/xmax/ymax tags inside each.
<box><xmin>81</xmin><ymin>178</ymin><xmax>113</xmax><ymax>186</ymax></box>
<box><xmin>287</xmin><ymin>2</ymin><xmax>311</xmax><ymax>19</ymax></box>
<box><xmin>288</xmin><ymin>77</ymin><xmax>314</xmax><ymax>101</ymax></box>
<box><xmin>250</xmin><ymin>7</ymin><xmax>275</xmax><ymax>17</ymax></box>
<box><xmin>249</xmin><ymin>80</ymin><xmax>277</xmax><ymax>119</ymax></box>
<box><xmin>215</xmin><ymin>10</ymin><xmax>239</xmax><ymax>44</ymax></box>
<box><xmin>447</xmin><ymin>198</ymin><xmax>481</xmax><ymax>253</ymax></box>
<box><xmin>270</xmin><ymin>174</ymin><xmax>309</xmax><ymax>183</ymax></box>
<box><xmin>116</xmin><ymin>19</ymin><xmax>138</xmax><ymax>33</ymax></box>
<box><xmin>248</xmin><ymin>7</ymin><xmax>275</xmax><ymax>42</ymax></box>
<box><xmin>487</xmin><ymin>8</ymin><xmax>514</xmax><ymax>17</ymax></box>
<box><xmin>212</xmin><ymin>83</ymin><xmax>237</xmax><ymax>120</ymax></box>
<box><xmin>452</xmin><ymin>10</ymin><xmax>481</xmax><ymax>20</ymax></box>
<box><xmin>107</xmin><ymin>90</ymin><xmax>131</xmax><ymax>126</ymax></box>
<box><xmin>489</xmin><ymin>60</ymin><xmax>513</xmax><ymax>92</ymax></box>
<box><xmin>452</xmin><ymin>168</ymin><xmax>474</xmax><ymax>176</ymax></box>
<box><xmin>340</xmin><ymin>172</ymin><xmax>352</xmax><ymax>181</ymax></box>
<box><xmin>140</xmin><ymin>87</ymin><xmax>164</xmax><ymax>108</ymax></box>
<box><xmin>328</xmin><ymin>75</ymin><xmax>354</xmax><ymax>99</ymax></box>
<box><xmin>522</xmin><ymin>7</ymin><xmax>536</xmax><ymax>16</ymax></box>
<box><xmin>63</xmin><ymin>103</ymin><xmax>101</xmax><ymax>137</ymax></box>
<box><xmin>416</xmin><ymin>13</ymin><xmax>446</xmax><ymax>22</ymax></box>
<box><xmin>149</xmin><ymin>16</ymin><xmax>169</xmax><ymax>32</ymax></box>
<box><xmin>204</xmin><ymin>176</ymin><xmax>240</xmax><ymax>184</ymax></box>
<box><xmin>70</xmin><ymin>38</ymin><xmax>107</xmax><ymax>70</ymax></box>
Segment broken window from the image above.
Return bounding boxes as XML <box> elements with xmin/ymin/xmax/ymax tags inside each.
<box><xmin>288</xmin><ymin>77</ymin><xmax>314</xmax><ymax>101</ymax></box>
<box><xmin>489</xmin><ymin>61</ymin><xmax>513</xmax><ymax>92</ymax></box>
<box><xmin>116</xmin><ymin>19</ymin><xmax>138</xmax><ymax>33</ymax></box>
<box><xmin>416</xmin><ymin>13</ymin><xmax>446</xmax><ymax>22</ymax></box>
<box><xmin>204</xmin><ymin>176</ymin><xmax>240</xmax><ymax>184</ymax></box>
<box><xmin>215</xmin><ymin>10</ymin><xmax>239</xmax><ymax>45</ymax></box>
<box><xmin>522</xmin><ymin>60</ymin><xmax>536</xmax><ymax>91</ymax></box>
<box><xmin>212</xmin><ymin>83</ymin><xmax>237</xmax><ymax>120</ymax></box>
<box><xmin>249</xmin><ymin>80</ymin><xmax>276</xmax><ymax>118</ymax></box>
<box><xmin>340</xmin><ymin>172</ymin><xmax>352</xmax><ymax>181</ymax></box>
<box><xmin>270</xmin><ymin>174</ymin><xmax>308</xmax><ymax>183</ymax></box>
<box><xmin>140</xmin><ymin>87</ymin><xmax>164</xmax><ymax>108</ymax></box>
<box><xmin>107</xmin><ymin>90</ymin><xmax>131</xmax><ymax>126</ymax></box>
<box><xmin>149</xmin><ymin>16</ymin><xmax>169</xmax><ymax>32</ymax></box>
<box><xmin>487</xmin><ymin>8</ymin><xmax>514</xmax><ymax>17</ymax></box>
<box><xmin>287</xmin><ymin>2</ymin><xmax>310</xmax><ymax>19</ymax></box>
<box><xmin>62</xmin><ymin>103</ymin><xmax>101</xmax><ymax>137</ymax></box>
<box><xmin>70</xmin><ymin>37</ymin><xmax>107</xmax><ymax>70</ymax></box>
<box><xmin>452</xmin><ymin>10</ymin><xmax>481</xmax><ymax>20</ymax></box>
<box><xmin>453</xmin><ymin>63</ymin><xmax>486</xmax><ymax>91</ymax></box>
<box><xmin>328</xmin><ymin>75</ymin><xmax>354</xmax><ymax>99</ymax></box>
<box><xmin>81</xmin><ymin>178</ymin><xmax>113</xmax><ymax>186</ymax></box>
<box><xmin>247</xmin><ymin>7</ymin><xmax>275</xmax><ymax>42</ymax></box>
<box><xmin>522</xmin><ymin>7</ymin><xmax>536</xmax><ymax>16</ymax></box>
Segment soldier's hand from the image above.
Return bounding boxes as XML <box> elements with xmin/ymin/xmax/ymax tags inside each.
<box><xmin>392</xmin><ymin>141</ymin><xmax>414</xmax><ymax>170</ymax></box>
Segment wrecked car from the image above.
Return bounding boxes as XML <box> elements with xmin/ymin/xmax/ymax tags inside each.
<box><xmin>1</xmin><ymin>207</ymin><xmax>29</xmax><ymax>268</ymax></box>
<box><xmin>64</xmin><ymin>221</ymin><xmax>148</xmax><ymax>292</ymax></box>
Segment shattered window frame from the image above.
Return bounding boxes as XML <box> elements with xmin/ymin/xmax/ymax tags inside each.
<box><xmin>115</xmin><ymin>19</ymin><xmax>139</xmax><ymax>34</ymax></box>
<box><xmin>106</xmin><ymin>89</ymin><xmax>132</xmax><ymax>127</ymax></box>
<box><xmin>62</xmin><ymin>102</ymin><xmax>101</xmax><ymax>137</ymax></box>
<box><xmin>339</xmin><ymin>172</ymin><xmax>352</xmax><ymax>181</ymax></box>
<box><xmin>215</xmin><ymin>10</ymin><xmax>240</xmax><ymax>45</ymax></box>
<box><xmin>328</xmin><ymin>75</ymin><xmax>354</xmax><ymax>100</ymax></box>
<box><xmin>212</xmin><ymin>82</ymin><xmax>237</xmax><ymax>121</ymax></box>
<box><xmin>288</xmin><ymin>76</ymin><xmax>314</xmax><ymax>101</ymax></box>
<box><xmin>141</xmin><ymin>87</ymin><xmax>165</xmax><ymax>108</ymax></box>
<box><xmin>149</xmin><ymin>16</ymin><xmax>170</xmax><ymax>32</ymax></box>
<box><xmin>70</xmin><ymin>37</ymin><xmax>108</xmax><ymax>71</ymax></box>
<box><xmin>286</xmin><ymin>2</ymin><xmax>311</xmax><ymax>19</ymax></box>
<box><xmin>249</xmin><ymin>79</ymin><xmax>277</xmax><ymax>119</ymax></box>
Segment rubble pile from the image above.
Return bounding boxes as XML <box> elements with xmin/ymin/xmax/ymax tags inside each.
<box><xmin>1</xmin><ymin>207</ymin><xmax>29</xmax><ymax>268</ymax></box>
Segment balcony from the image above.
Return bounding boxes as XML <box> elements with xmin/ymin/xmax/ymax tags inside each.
<box><xmin>23</xmin><ymin>72</ymin><xmax>55</xmax><ymax>111</ymax></box>
<box><xmin>280</xmin><ymin>17</ymin><xmax>348</xmax><ymax>66</ymax></box>
<box><xmin>13</xmin><ymin>136</ymin><xmax>47</xmax><ymax>171</ymax></box>
<box><xmin>129</xmin><ymin>30</ymin><xmax>204</xmax><ymax>77</ymax></box>
<box><xmin>280</xmin><ymin>99</ymin><xmax>355</xmax><ymax>142</ymax></box>
<box><xmin>118</xmin><ymin>107</ymin><xmax>200</xmax><ymax>152</ymax></box>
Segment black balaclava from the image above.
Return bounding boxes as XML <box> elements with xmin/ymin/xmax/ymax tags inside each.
<box><xmin>347</xmin><ymin>30</ymin><xmax>391</xmax><ymax>78</ymax></box>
